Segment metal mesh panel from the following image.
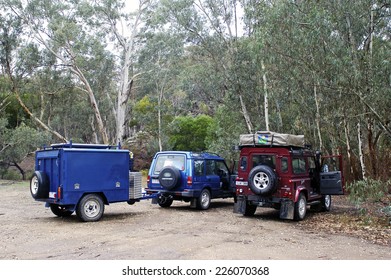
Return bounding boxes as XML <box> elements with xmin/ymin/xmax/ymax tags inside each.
<box><xmin>129</xmin><ymin>172</ymin><xmax>142</xmax><ymax>199</ymax></box>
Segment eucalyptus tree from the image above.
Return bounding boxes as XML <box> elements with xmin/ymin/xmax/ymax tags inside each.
<box><xmin>89</xmin><ymin>0</ymin><xmax>153</xmax><ymax>144</ymax></box>
<box><xmin>242</xmin><ymin>0</ymin><xmax>390</xmax><ymax>180</ymax></box>
<box><xmin>153</xmin><ymin>0</ymin><xmax>255</xmax><ymax>133</ymax></box>
<box><xmin>0</xmin><ymin>9</ymin><xmax>68</xmax><ymax>141</ymax></box>
<box><xmin>1</xmin><ymin>0</ymin><xmax>114</xmax><ymax>143</ymax></box>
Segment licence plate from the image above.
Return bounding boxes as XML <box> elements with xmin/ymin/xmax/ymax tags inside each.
<box><xmin>152</xmin><ymin>179</ymin><xmax>159</xmax><ymax>184</ymax></box>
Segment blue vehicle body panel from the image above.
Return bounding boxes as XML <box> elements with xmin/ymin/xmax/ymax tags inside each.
<box><xmin>34</xmin><ymin>144</ymin><xmax>130</xmax><ymax>208</ymax></box>
<box><xmin>146</xmin><ymin>151</ymin><xmax>234</xmax><ymax>199</ymax></box>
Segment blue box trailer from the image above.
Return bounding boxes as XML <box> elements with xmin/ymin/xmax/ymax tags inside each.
<box><xmin>30</xmin><ymin>142</ymin><xmax>152</xmax><ymax>222</ymax></box>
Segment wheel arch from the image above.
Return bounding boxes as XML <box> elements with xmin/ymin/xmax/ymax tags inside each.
<box><xmin>77</xmin><ymin>192</ymin><xmax>108</xmax><ymax>206</ymax></box>
<box><xmin>294</xmin><ymin>188</ymin><xmax>308</xmax><ymax>203</ymax></box>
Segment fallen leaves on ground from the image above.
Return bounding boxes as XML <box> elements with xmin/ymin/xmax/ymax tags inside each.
<box><xmin>296</xmin><ymin>196</ymin><xmax>391</xmax><ymax>246</ymax></box>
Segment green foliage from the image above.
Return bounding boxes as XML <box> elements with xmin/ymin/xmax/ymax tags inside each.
<box><xmin>168</xmin><ymin>114</ymin><xmax>215</xmax><ymax>151</ymax></box>
<box><xmin>0</xmin><ymin>0</ymin><xmax>390</xmax><ymax>179</ymax></box>
<box><xmin>346</xmin><ymin>178</ymin><xmax>391</xmax><ymax>205</ymax></box>
<box><xmin>0</xmin><ymin>118</ymin><xmax>51</xmax><ymax>169</ymax></box>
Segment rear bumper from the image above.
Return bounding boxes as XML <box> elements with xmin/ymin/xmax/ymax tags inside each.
<box><xmin>145</xmin><ymin>188</ymin><xmax>199</xmax><ymax>198</ymax></box>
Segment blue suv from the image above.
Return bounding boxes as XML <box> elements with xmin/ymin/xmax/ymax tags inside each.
<box><xmin>146</xmin><ymin>151</ymin><xmax>236</xmax><ymax>210</ymax></box>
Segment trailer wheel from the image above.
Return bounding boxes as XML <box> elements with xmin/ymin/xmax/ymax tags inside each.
<box><xmin>50</xmin><ymin>204</ymin><xmax>73</xmax><ymax>217</ymax></box>
<box><xmin>294</xmin><ymin>193</ymin><xmax>307</xmax><ymax>221</ymax></box>
<box><xmin>30</xmin><ymin>171</ymin><xmax>49</xmax><ymax>199</ymax></box>
<box><xmin>76</xmin><ymin>194</ymin><xmax>104</xmax><ymax>222</ymax></box>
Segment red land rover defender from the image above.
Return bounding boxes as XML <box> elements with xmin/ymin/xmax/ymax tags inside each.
<box><xmin>233</xmin><ymin>131</ymin><xmax>344</xmax><ymax>220</ymax></box>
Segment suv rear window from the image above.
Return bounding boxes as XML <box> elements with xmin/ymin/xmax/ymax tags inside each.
<box><xmin>251</xmin><ymin>155</ymin><xmax>276</xmax><ymax>169</ymax></box>
<box><xmin>153</xmin><ymin>154</ymin><xmax>186</xmax><ymax>174</ymax></box>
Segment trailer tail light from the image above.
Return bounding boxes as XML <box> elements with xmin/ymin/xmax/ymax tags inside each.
<box><xmin>187</xmin><ymin>176</ymin><xmax>192</xmax><ymax>186</ymax></box>
<box><xmin>56</xmin><ymin>186</ymin><xmax>62</xmax><ymax>200</ymax></box>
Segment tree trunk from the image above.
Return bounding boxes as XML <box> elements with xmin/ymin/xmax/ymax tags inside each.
<box><xmin>71</xmin><ymin>66</ymin><xmax>109</xmax><ymax>144</ymax></box>
<box><xmin>357</xmin><ymin>121</ymin><xmax>367</xmax><ymax>180</ymax></box>
<box><xmin>343</xmin><ymin>116</ymin><xmax>354</xmax><ymax>178</ymax></box>
<box><xmin>261</xmin><ymin>60</ymin><xmax>269</xmax><ymax>131</ymax></box>
<box><xmin>157</xmin><ymin>81</ymin><xmax>164</xmax><ymax>152</ymax></box>
<box><xmin>239</xmin><ymin>93</ymin><xmax>254</xmax><ymax>133</ymax></box>
<box><xmin>314</xmin><ymin>83</ymin><xmax>323</xmax><ymax>150</ymax></box>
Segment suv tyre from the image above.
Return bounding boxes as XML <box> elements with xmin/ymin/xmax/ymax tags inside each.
<box><xmin>248</xmin><ymin>165</ymin><xmax>277</xmax><ymax>195</ymax></box>
<box><xmin>294</xmin><ymin>193</ymin><xmax>307</xmax><ymax>221</ymax></box>
<box><xmin>321</xmin><ymin>195</ymin><xmax>331</xmax><ymax>211</ymax></box>
<box><xmin>158</xmin><ymin>167</ymin><xmax>181</xmax><ymax>190</ymax></box>
<box><xmin>157</xmin><ymin>194</ymin><xmax>174</xmax><ymax>208</ymax></box>
<box><xmin>197</xmin><ymin>189</ymin><xmax>211</xmax><ymax>210</ymax></box>
<box><xmin>244</xmin><ymin>202</ymin><xmax>257</xmax><ymax>216</ymax></box>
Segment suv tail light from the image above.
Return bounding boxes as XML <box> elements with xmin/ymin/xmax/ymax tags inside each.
<box><xmin>147</xmin><ymin>175</ymin><xmax>150</xmax><ymax>184</ymax></box>
<box><xmin>187</xmin><ymin>176</ymin><xmax>192</xmax><ymax>186</ymax></box>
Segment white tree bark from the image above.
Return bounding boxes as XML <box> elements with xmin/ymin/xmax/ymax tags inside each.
<box><xmin>261</xmin><ymin>60</ymin><xmax>269</xmax><ymax>131</ymax></box>
<box><xmin>357</xmin><ymin>122</ymin><xmax>367</xmax><ymax>180</ymax></box>
<box><xmin>314</xmin><ymin>83</ymin><xmax>323</xmax><ymax>150</ymax></box>
<box><xmin>109</xmin><ymin>0</ymin><xmax>148</xmax><ymax>144</ymax></box>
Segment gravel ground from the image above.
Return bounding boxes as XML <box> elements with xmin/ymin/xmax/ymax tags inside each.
<box><xmin>0</xmin><ymin>180</ymin><xmax>390</xmax><ymax>260</ymax></box>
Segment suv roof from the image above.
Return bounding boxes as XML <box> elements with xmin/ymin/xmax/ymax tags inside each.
<box><xmin>153</xmin><ymin>151</ymin><xmax>224</xmax><ymax>160</ymax></box>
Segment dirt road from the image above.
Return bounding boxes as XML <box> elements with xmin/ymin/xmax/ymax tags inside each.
<box><xmin>0</xmin><ymin>180</ymin><xmax>390</xmax><ymax>260</ymax></box>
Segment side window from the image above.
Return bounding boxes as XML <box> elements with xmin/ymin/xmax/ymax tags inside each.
<box><xmin>206</xmin><ymin>160</ymin><xmax>216</xmax><ymax>175</ymax></box>
<box><xmin>194</xmin><ymin>160</ymin><xmax>204</xmax><ymax>176</ymax></box>
<box><xmin>240</xmin><ymin>157</ymin><xmax>248</xmax><ymax>171</ymax></box>
<box><xmin>292</xmin><ymin>157</ymin><xmax>306</xmax><ymax>174</ymax></box>
<box><xmin>281</xmin><ymin>157</ymin><xmax>288</xmax><ymax>173</ymax></box>
<box><xmin>308</xmin><ymin>157</ymin><xmax>316</xmax><ymax>169</ymax></box>
<box><xmin>215</xmin><ymin>160</ymin><xmax>229</xmax><ymax>176</ymax></box>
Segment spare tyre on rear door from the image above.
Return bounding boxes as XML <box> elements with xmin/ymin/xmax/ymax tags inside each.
<box><xmin>158</xmin><ymin>166</ymin><xmax>181</xmax><ymax>190</ymax></box>
<box><xmin>30</xmin><ymin>171</ymin><xmax>49</xmax><ymax>199</ymax></box>
<box><xmin>248</xmin><ymin>165</ymin><xmax>277</xmax><ymax>195</ymax></box>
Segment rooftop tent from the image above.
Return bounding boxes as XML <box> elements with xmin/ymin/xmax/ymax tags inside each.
<box><xmin>239</xmin><ymin>131</ymin><xmax>305</xmax><ymax>148</ymax></box>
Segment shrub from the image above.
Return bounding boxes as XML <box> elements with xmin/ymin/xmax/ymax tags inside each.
<box><xmin>346</xmin><ymin>178</ymin><xmax>390</xmax><ymax>205</ymax></box>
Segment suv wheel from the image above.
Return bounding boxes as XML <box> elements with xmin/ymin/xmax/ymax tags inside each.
<box><xmin>197</xmin><ymin>189</ymin><xmax>211</xmax><ymax>210</ymax></box>
<box><xmin>294</xmin><ymin>193</ymin><xmax>307</xmax><ymax>221</ymax></box>
<box><xmin>158</xmin><ymin>194</ymin><xmax>174</xmax><ymax>208</ymax></box>
<box><xmin>158</xmin><ymin>167</ymin><xmax>181</xmax><ymax>190</ymax></box>
<box><xmin>321</xmin><ymin>195</ymin><xmax>331</xmax><ymax>211</ymax></box>
<box><xmin>244</xmin><ymin>202</ymin><xmax>257</xmax><ymax>216</ymax></box>
<box><xmin>248</xmin><ymin>165</ymin><xmax>277</xmax><ymax>195</ymax></box>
